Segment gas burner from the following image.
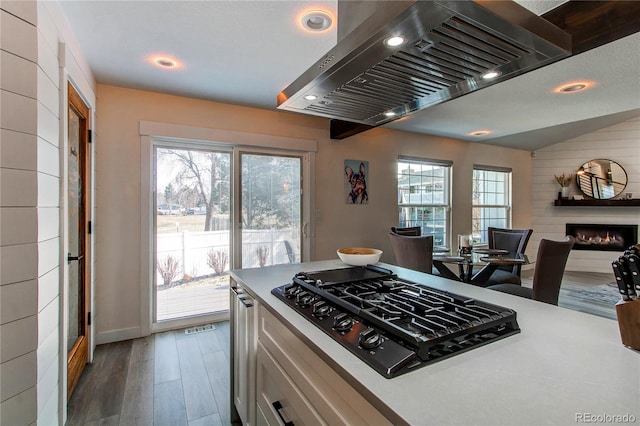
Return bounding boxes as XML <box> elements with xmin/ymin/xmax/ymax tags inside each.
<box><xmin>272</xmin><ymin>266</ymin><xmax>520</xmax><ymax>378</ymax></box>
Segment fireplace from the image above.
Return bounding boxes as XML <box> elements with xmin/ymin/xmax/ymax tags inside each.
<box><xmin>566</xmin><ymin>224</ymin><xmax>638</xmax><ymax>251</ymax></box>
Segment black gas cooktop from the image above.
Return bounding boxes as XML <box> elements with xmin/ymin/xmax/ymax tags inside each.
<box><xmin>272</xmin><ymin>265</ymin><xmax>520</xmax><ymax>378</ymax></box>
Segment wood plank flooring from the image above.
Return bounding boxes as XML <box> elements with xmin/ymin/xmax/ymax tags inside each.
<box><xmin>66</xmin><ymin>272</ymin><xmax>616</xmax><ymax>425</ymax></box>
<box><xmin>521</xmin><ymin>270</ymin><xmax>617</xmax><ymax>319</ymax></box>
<box><xmin>67</xmin><ymin>322</ymin><xmax>230</xmax><ymax>426</ymax></box>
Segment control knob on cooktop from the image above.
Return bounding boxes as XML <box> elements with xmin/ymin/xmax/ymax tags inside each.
<box><xmin>333</xmin><ymin>312</ymin><xmax>354</xmax><ymax>333</ymax></box>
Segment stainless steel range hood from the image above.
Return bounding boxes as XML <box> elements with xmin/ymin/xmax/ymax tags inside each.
<box><xmin>277</xmin><ymin>1</ymin><xmax>571</xmax><ymax>127</ymax></box>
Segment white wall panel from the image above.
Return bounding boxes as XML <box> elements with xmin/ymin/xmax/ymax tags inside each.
<box><xmin>37</xmin><ymin>297</ymin><xmax>59</xmax><ymax>347</ymax></box>
<box><xmin>38</xmin><ymin>387</ymin><xmax>59</xmax><ymax>425</ymax></box>
<box><xmin>36</xmin><ymin>100</ymin><xmax>60</xmax><ymax>147</ymax></box>
<box><xmin>37</xmin><ymin>35</ymin><xmax>61</xmax><ymax>92</ymax></box>
<box><xmin>532</xmin><ymin>116</ymin><xmax>640</xmax><ymax>273</ymax></box>
<box><xmin>0</xmin><ymin>169</ymin><xmax>37</xmax><ymax>207</ymax></box>
<box><xmin>0</xmin><ymin>129</ymin><xmax>37</xmax><ymax>170</ymax></box>
<box><xmin>36</xmin><ymin>352</ymin><xmax>58</xmax><ymax>414</ymax></box>
<box><xmin>37</xmin><ymin>137</ymin><xmax>60</xmax><ymax>177</ymax></box>
<box><xmin>0</xmin><ymin>0</ymin><xmax>37</xmax><ymax>24</ymax></box>
<box><xmin>0</xmin><ymin>207</ymin><xmax>37</xmax><ymax>246</ymax></box>
<box><xmin>0</xmin><ymin>243</ymin><xmax>38</xmax><ymax>285</ymax></box>
<box><xmin>36</xmin><ymin>326</ymin><xmax>58</xmax><ymax>382</ymax></box>
<box><xmin>0</xmin><ymin>279</ymin><xmax>37</xmax><ymax>324</ymax></box>
<box><xmin>0</xmin><ymin>90</ymin><xmax>37</xmax><ymax>134</ymax></box>
<box><xmin>36</xmin><ymin>172</ymin><xmax>59</xmax><ymax>207</ymax></box>
<box><xmin>0</xmin><ymin>351</ymin><xmax>36</xmax><ymax>401</ymax></box>
<box><xmin>0</xmin><ymin>50</ymin><xmax>37</xmax><ymax>97</ymax></box>
<box><xmin>1</xmin><ymin>1</ymin><xmax>97</xmax><ymax>424</ymax></box>
<box><xmin>37</xmin><ymin>237</ymin><xmax>59</xmax><ymax>277</ymax></box>
<box><xmin>0</xmin><ymin>316</ymin><xmax>37</xmax><ymax>363</ymax></box>
<box><xmin>0</xmin><ymin>9</ymin><xmax>37</xmax><ymax>61</ymax></box>
<box><xmin>0</xmin><ymin>386</ymin><xmax>37</xmax><ymax>426</ymax></box>
<box><xmin>37</xmin><ymin>207</ymin><xmax>59</xmax><ymax>241</ymax></box>
<box><xmin>37</xmin><ymin>67</ymin><xmax>60</xmax><ymax>117</ymax></box>
<box><xmin>37</xmin><ymin>267</ymin><xmax>58</xmax><ymax>312</ymax></box>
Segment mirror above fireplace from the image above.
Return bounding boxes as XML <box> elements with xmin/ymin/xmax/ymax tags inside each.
<box><xmin>576</xmin><ymin>159</ymin><xmax>627</xmax><ymax>199</ymax></box>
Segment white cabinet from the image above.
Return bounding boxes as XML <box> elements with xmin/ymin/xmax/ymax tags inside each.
<box><xmin>231</xmin><ymin>281</ymin><xmax>392</xmax><ymax>426</ymax></box>
<box><xmin>231</xmin><ymin>281</ymin><xmax>257</xmax><ymax>426</ymax></box>
<box><xmin>256</xmin><ymin>342</ymin><xmax>325</xmax><ymax>426</ymax></box>
<box><xmin>255</xmin><ymin>305</ymin><xmax>392</xmax><ymax>426</ymax></box>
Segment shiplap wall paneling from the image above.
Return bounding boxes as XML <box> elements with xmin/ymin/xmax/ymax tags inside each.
<box><xmin>531</xmin><ymin>116</ymin><xmax>640</xmax><ymax>273</ymax></box>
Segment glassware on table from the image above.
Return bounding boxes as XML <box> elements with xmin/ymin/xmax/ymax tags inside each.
<box><xmin>458</xmin><ymin>234</ymin><xmax>473</xmax><ymax>256</ymax></box>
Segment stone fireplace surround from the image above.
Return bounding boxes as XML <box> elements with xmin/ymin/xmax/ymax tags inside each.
<box><xmin>566</xmin><ymin>224</ymin><xmax>638</xmax><ymax>252</ymax></box>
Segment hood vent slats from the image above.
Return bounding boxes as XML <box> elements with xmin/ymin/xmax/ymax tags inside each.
<box><xmin>278</xmin><ymin>0</ymin><xmax>571</xmax><ymax>126</ymax></box>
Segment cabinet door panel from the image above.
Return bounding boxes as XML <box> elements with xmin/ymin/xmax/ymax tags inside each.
<box><xmin>256</xmin><ymin>342</ymin><xmax>325</xmax><ymax>426</ymax></box>
<box><xmin>232</xmin><ymin>284</ymin><xmax>256</xmax><ymax>425</ymax></box>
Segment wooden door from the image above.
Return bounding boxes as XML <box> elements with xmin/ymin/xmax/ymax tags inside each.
<box><xmin>67</xmin><ymin>82</ymin><xmax>91</xmax><ymax>400</ymax></box>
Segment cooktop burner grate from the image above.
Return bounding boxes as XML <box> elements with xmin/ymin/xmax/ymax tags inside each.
<box><xmin>272</xmin><ymin>266</ymin><xmax>520</xmax><ymax>378</ymax></box>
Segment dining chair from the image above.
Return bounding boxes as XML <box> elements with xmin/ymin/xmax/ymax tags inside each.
<box><xmin>475</xmin><ymin>227</ymin><xmax>533</xmax><ymax>286</ymax></box>
<box><xmin>391</xmin><ymin>226</ymin><xmax>422</xmax><ymax>236</ymax></box>
<box><xmin>488</xmin><ymin>236</ymin><xmax>575</xmax><ymax>305</ymax></box>
<box><xmin>388</xmin><ymin>232</ymin><xmax>434</xmax><ymax>274</ymax></box>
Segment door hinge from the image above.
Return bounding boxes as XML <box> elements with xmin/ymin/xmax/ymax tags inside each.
<box><xmin>88</xmin><ymin>130</ymin><xmax>92</xmax><ymax>143</ymax></box>
<box><xmin>88</xmin><ymin>312</ymin><xmax>92</xmax><ymax>326</ymax></box>
<box><xmin>88</xmin><ymin>220</ymin><xmax>92</xmax><ymax>234</ymax></box>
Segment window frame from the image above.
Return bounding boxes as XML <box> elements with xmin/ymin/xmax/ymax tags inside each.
<box><xmin>397</xmin><ymin>156</ymin><xmax>452</xmax><ymax>248</ymax></box>
<box><xmin>472</xmin><ymin>165</ymin><xmax>512</xmax><ymax>244</ymax></box>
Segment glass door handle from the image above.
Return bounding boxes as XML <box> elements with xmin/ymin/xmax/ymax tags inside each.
<box><xmin>67</xmin><ymin>253</ymin><xmax>84</xmax><ymax>264</ymax></box>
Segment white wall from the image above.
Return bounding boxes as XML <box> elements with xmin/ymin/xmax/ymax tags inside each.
<box><xmin>95</xmin><ymin>84</ymin><xmax>533</xmax><ymax>343</ymax></box>
<box><xmin>532</xmin><ymin>115</ymin><xmax>640</xmax><ymax>273</ymax></box>
<box><xmin>0</xmin><ymin>0</ymin><xmax>96</xmax><ymax>424</ymax></box>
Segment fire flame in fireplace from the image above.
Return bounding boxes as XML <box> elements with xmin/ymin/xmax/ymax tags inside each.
<box><xmin>576</xmin><ymin>231</ymin><xmax>622</xmax><ymax>245</ymax></box>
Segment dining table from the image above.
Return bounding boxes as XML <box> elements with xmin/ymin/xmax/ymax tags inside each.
<box><xmin>433</xmin><ymin>248</ymin><xmax>529</xmax><ymax>286</ymax></box>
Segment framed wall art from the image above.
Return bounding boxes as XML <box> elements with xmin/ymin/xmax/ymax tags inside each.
<box><xmin>344</xmin><ymin>160</ymin><xmax>368</xmax><ymax>204</ymax></box>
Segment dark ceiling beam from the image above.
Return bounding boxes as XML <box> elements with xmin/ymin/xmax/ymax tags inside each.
<box><xmin>542</xmin><ymin>0</ymin><xmax>640</xmax><ymax>55</ymax></box>
<box><xmin>330</xmin><ymin>120</ymin><xmax>375</xmax><ymax>140</ymax></box>
<box><xmin>329</xmin><ymin>0</ymin><xmax>640</xmax><ymax>140</ymax></box>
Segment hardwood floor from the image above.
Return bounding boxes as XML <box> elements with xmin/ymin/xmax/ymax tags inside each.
<box><xmin>67</xmin><ymin>272</ymin><xmax>615</xmax><ymax>425</ymax></box>
<box><xmin>67</xmin><ymin>322</ymin><xmax>230</xmax><ymax>426</ymax></box>
<box><xmin>520</xmin><ymin>270</ymin><xmax>617</xmax><ymax>319</ymax></box>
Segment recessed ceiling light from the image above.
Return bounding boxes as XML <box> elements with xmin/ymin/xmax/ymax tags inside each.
<box><xmin>482</xmin><ymin>70</ymin><xmax>501</xmax><ymax>80</ymax></box>
<box><xmin>385</xmin><ymin>36</ymin><xmax>406</xmax><ymax>47</ymax></box>
<box><xmin>469</xmin><ymin>130</ymin><xmax>491</xmax><ymax>137</ymax></box>
<box><xmin>384</xmin><ymin>111</ymin><xmax>396</xmax><ymax>117</ymax></box>
<box><xmin>304</xmin><ymin>94</ymin><xmax>317</xmax><ymax>101</ymax></box>
<box><xmin>554</xmin><ymin>81</ymin><xmax>593</xmax><ymax>94</ymax></box>
<box><xmin>155</xmin><ymin>57</ymin><xmax>177</xmax><ymax>68</ymax></box>
<box><xmin>561</xmin><ymin>84</ymin><xmax>586</xmax><ymax>92</ymax></box>
<box><xmin>300</xmin><ymin>10</ymin><xmax>333</xmax><ymax>32</ymax></box>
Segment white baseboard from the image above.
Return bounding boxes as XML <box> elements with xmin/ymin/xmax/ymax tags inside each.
<box><xmin>95</xmin><ymin>326</ymin><xmax>143</xmax><ymax>345</ymax></box>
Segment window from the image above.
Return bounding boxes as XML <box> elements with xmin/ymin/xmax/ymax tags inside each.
<box><xmin>472</xmin><ymin>165</ymin><xmax>512</xmax><ymax>243</ymax></box>
<box><xmin>397</xmin><ymin>156</ymin><xmax>451</xmax><ymax>247</ymax></box>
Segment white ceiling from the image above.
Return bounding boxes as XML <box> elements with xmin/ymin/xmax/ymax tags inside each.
<box><xmin>58</xmin><ymin>0</ymin><xmax>640</xmax><ymax>151</ymax></box>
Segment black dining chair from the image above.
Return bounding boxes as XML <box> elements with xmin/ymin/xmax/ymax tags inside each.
<box><xmin>488</xmin><ymin>236</ymin><xmax>575</xmax><ymax>305</ymax></box>
<box><xmin>388</xmin><ymin>232</ymin><xmax>434</xmax><ymax>274</ymax></box>
<box><xmin>391</xmin><ymin>226</ymin><xmax>422</xmax><ymax>236</ymax></box>
<box><xmin>474</xmin><ymin>227</ymin><xmax>533</xmax><ymax>286</ymax></box>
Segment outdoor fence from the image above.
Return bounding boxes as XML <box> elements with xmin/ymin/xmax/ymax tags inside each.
<box><xmin>156</xmin><ymin>229</ymin><xmax>299</xmax><ymax>285</ymax></box>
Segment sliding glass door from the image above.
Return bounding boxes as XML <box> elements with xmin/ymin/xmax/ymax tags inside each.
<box><xmin>152</xmin><ymin>145</ymin><xmax>305</xmax><ymax>324</ymax></box>
<box><xmin>154</xmin><ymin>146</ymin><xmax>231</xmax><ymax>322</ymax></box>
<box><xmin>239</xmin><ymin>152</ymin><xmax>302</xmax><ymax>267</ymax></box>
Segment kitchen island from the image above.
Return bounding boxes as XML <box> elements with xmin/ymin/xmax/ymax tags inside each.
<box><xmin>230</xmin><ymin>260</ymin><xmax>639</xmax><ymax>425</ymax></box>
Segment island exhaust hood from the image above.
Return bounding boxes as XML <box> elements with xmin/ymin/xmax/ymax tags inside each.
<box><xmin>277</xmin><ymin>1</ymin><xmax>571</xmax><ymax>129</ymax></box>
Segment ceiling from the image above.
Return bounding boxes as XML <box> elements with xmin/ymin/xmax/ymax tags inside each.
<box><xmin>58</xmin><ymin>0</ymin><xmax>640</xmax><ymax>151</ymax></box>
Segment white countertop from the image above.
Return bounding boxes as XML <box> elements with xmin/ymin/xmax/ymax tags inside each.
<box><xmin>231</xmin><ymin>260</ymin><xmax>640</xmax><ymax>426</ymax></box>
